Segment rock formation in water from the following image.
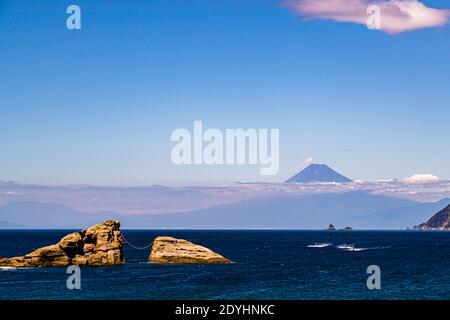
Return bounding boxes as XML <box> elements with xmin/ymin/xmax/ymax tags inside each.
<box><xmin>0</xmin><ymin>220</ymin><xmax>124</xmax><ymax>267</ymax></box>
<box><xmin>414</xmin><ymin>204</ymin><xmax>450</xmax><ymax>230</ymax></box>
<box><xmin>326</xmin><ymin>224</ymin><xmax>353</xmax><ymax>230</ymax></box>
<box><xmin>149</xmin><ymin>236</ymin><xmax>231</xmax><ymax>264</ymax></box>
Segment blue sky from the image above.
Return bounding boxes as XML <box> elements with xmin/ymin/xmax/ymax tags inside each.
<box><xmin>1</xmin><ymin>0</ymin><xmax>449</xmax><ymax>185</ymax></box>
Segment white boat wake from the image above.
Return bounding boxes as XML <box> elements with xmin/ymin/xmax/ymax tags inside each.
<box><xmin>336</xmin><ymin>244</ymin><xmax>390</xmax><ymax>252</ymax></box>
<box><xmin>336</xmin><ymin>244</ymin><xmax>355</xmax><ymax>250</ymax></box>
<box><xmin>307</xmin><ymin>243</ymin><xmax>333</xmax><ymax>248</ymax></box>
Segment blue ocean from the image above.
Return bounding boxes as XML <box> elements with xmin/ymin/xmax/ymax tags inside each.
<box><xmin>0</xmin><ymin>230</ymin><xmax>449</xmax><ymax>300</ymax></box>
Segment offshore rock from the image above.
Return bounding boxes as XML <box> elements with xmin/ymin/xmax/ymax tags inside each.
<box><xmin>149</xmin><ymin>236</ymin><xmax>231</xmax><ymax>264</ymax></box>
<box><xmin>0</xmin><ymin>220</ymin><xmax>124</xmax><ymax>267</ymax></box>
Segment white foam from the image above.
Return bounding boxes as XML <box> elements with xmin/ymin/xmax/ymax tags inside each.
<box><xmin>338</xmin><ymin>245</ymin><xmax>390</xmax><ymax>252</ymax></box>
<box><xmin>0</xmin><ymin>266</ymin><xmax>16</xmax><ymax>271</ymax></box>
<box><xmin>307</xmin><ymin>243</ymin><xmax>333</xmax><ymax>248</ymax></box>
<box><xmin>344</xmin><ymin>247</ymin><xmax>368</xmax><ymax>252</ymax></box>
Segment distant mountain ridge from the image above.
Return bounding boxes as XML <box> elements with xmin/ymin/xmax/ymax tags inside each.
<box><xmin>1</xmin><ymin>192</ymin><xmax>447</xmax><ymax>229</ymax></box>
<box><xmin>0</xmin><ymin>201</ymin><xmax>121</xmax><ymax>229</ymax></box>
<box><xmin>124</xmin><ymin>191</ymin><xmax>416</xmax><ymax>229</ymax></box>
<box><xmin>341</xmin><ymin>198</ymin><xmax>450</xmax><ymax>230</ymax></box>
<box><xmin>0</xmin><ymin>221</ymin><xmax>28</xmax><ymax>229</ymax></box>
<box><xmin>285</xmin><ymin>164</ymin><xmax>352</xmax><ymax>184</ymax></box>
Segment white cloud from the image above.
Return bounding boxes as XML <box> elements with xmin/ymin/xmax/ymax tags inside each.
<box><xmin>404</xmin><ymin>174</ymin><xmax>440</xmax><ymax>183</ymax></box>
<box><xmin>284</xmin><ymin>0</ymin><xmax>450</xmax><ymax>34</ymax></box>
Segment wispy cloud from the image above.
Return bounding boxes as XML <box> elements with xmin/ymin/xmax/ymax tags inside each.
<box><xmin>298</xmin><ymin>157</ymin><xmax>313</xmax><ymax>170</ymax></box>
<box><xmin>284</xmin><ymin>0</ymin><xmax>450</xmax><ymax>34</ymax></box>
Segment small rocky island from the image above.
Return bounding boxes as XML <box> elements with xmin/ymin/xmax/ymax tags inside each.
<box><xmin>326</xmin><ymin>224</ymin><xmax>353</xmax><ymax>231</ymax></box>
<box><xmin>0</xmin><ymin>220</ymin><xmax>124</xmax><ymax>267</ymax></box>
<box><xmin>413</xmin><ymin>204</ymin><xmax>450</xmax><ymax>230</ymax></box>
<box><xmin>149</xmin><ymin>236</ymin><xmax>231</xmax><ymax>264</ymax></box>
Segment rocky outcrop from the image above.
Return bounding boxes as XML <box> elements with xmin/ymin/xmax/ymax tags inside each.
<box><xmin>326</xmin><ymin>224</ymin><xmax>353</xmax><ymax>230</ymax></box>
<box><xmin>149</xmin><ymin>236</ymin><xmax>231</xmax><ymax>264</ymax></box>
<box><xmin>414</xmin><ymin>204</ymin><xmax>450</xmax><ymax>230</ymax></box>
<box><xmin>0</xmin><ymin>220</ymin><xmax>124</xmax><ymax>267</ymax></box>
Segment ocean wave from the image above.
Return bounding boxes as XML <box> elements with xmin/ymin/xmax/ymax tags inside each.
<box><xmin>0</xmin><ymin>266</ymin><xmax>17</xmax><ymax>271</ymax></box>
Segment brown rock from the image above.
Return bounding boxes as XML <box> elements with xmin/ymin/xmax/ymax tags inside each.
<box><xmin>83</xmin><ymin>243</ymin><xmax>96</xmax><ymax>253</ymax></box>
<box><xmin>72</xmin><ymin>255</ymin><xmax>88</xmax><ymax>265</ymax></box>
<box><xmin>149</xmin><ymin>236</ymin><xmax>231</xmax><ymax>264</ymax></box>
<box><xmin>0</xmin><ymin>220</ymin><xmax>124</xmax><ymax>268</ymax></box>
<box><xmin>59</xmin><ymin>232</ymin><xmax>84</xmax><ymax>249</ymax></box>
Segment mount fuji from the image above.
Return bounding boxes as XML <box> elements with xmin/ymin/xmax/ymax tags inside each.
<box><xmin>285</xmin><ymin>164</ymin><xmax>352</xmax><ymax>184</ymax></box>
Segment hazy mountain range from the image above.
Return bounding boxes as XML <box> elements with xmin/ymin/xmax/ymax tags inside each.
<box><xmin>1</xmin><ymin>164</ymin><xmax>448</xmax><ymax>229</ymax></box>
<box><xmin>0</xmin><ymin>192</ymin><xmax>448</xmax><ymax>229</ymax></box>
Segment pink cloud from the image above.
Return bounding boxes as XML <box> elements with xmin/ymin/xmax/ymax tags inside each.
<box><xmin>284</xmin><ymin>0</ymin><xmax>450</xmax><ymax>34</ymax></box>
